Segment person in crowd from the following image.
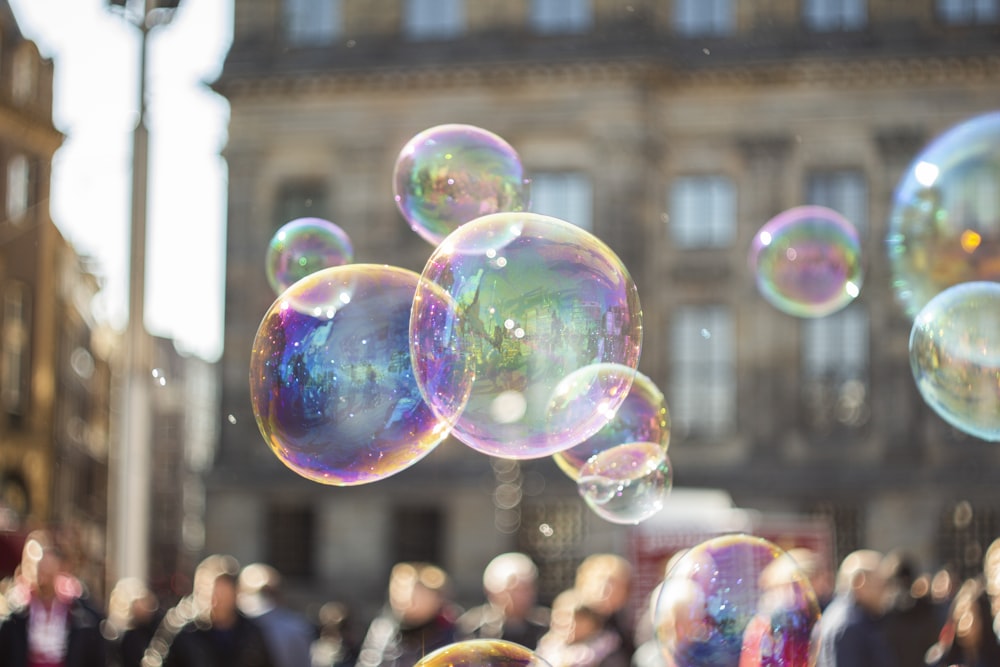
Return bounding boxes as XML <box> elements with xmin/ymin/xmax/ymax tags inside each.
<box><xmin>356</xmin><ymin>562</ymin><xmax>459</xmax><ymax>667</ymax></box>
<box><xmin>311</xmin><ymin>601</ymin><xmax>358</xmax><ymax>667</ymax></box>
<box><xmin>931</xmin><ymin>564</ymin><xmax>959</xmax><ymax>626</ymax></box>
<box><xmin>458</xmin><ymin>551</ymin><xmax>549</xmax><ymax>649</ymax></box>
<box><xmin>0</xmin><ymin>529</ymin><xmax>106</xmax><ymax>667</ymax></box>
<box><xmin>878</xmin><ymin>551</ymin><xmax>940</xmax><ymax>667</ymax></box>
<box><xmin>925</xmin><ymin>577</ymin><xmax>1000</xmax><ymax>667</ymax></box>
<box><xmin>815</xmin><ymin>549</ymin><xmax>896</xmax><ymax>667</ymax></box>
<box><xmin>106</xmin><ymin>577</ymin><xmax>164</xmax><ymax>667</ymax></box>
<box><xmin>574</xmin><ymin>554</ymin><xmax>635</xmax><ymax>659</ymax></box>
<box><xmin>785</xmin><ymin>547</ymin><xmax>834</xmax><ymax>611</ymax></box>
<box><xmin>983</xmin><ymin>537</ymin><xmax>1000</xmax><ymax>640</ymax></box>
<box><xmin>190</xmin><ymin>564</ymin><xmax>275</xmax><ymax>667</ymax></box>
<box><xmin>535</xmin><ymin>588</ymin><xmax>630</xmax><ymax>667</ymax></box>
<box><xmin>239</xmin><ymin>562</ymin><xmax>315</xmax><ymax>667</ymax></box>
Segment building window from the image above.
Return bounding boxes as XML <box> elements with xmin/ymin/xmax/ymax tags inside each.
<box><xmin>274</xmin><ymin>180</ymin><xmax>328</xmax><ymax>229</ymax></box>
<box><xmin>805</xmin><ymin>168</ymin><xmax>868</xmax><ymax>237</ymax></box>
<box><xmin>938</xmin><ymin>0</ymin><xmax>999</xmax><ymax>24</ymax></box>
<box><xmin>668</xmin><ymin>175</ymin><xmax>736</xmax><ymax>248</ymax></box>
<box><xmin>6</xmin><ymin>155</ymin><xmax>29</xmax><ymax>224</ymax></box>
<box><xmin>266</xmin><ymin>504</ymin><xmax>315</xmax><ymax>577</ymax></box>
<box><xmin>284</xmin><ymin>0</ymin><xmax>341</xmax><ymax>45</ymax></box>
<box><xmin>801</xmin><ymin>304</ymin><xmax>869</xmax><ymax>431</ymax></box>
<box><xmin>802</xmin><ymin>0</ymin><xmax>866</xmax><ymax>31</ymax></box>
<box><xmin>391</xmin><ymin>506</ymin><xmax>443</xmax><ymax>565</ymax></box>
<box><xmin>669</xmin><ymin>305</ymin><xmax>735</xmax><ymax>437</ymax></box>
<box><xmin>530</xmin><ymin>0</ymin><xmax>592</xmax><ymax>34</ymax></box>
<box><xmin>2</xmin><ymin>282</ymin><xmax>29</xmax><ymax>417</ymax></box>
<box><xmin>530</xmin><ymin>172</ymin><xmax>593</xmax><ymax>231</ymax></box>
<box><xmin>11</xmin><ymin>49</ymin><xmax>34</xmax><ymax>104</ymax></box>
<box><xmin>673</xmin><ymin>0</ymin><xmax>735</xmax><ymax>36</ymax></box>
<box><xmin>404</xmin><ymin>0</ymin><xmax>464</xmax><ymax>40</ymax></box>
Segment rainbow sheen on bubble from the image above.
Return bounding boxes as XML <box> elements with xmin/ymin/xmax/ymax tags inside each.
<box><xmin>414</xmin><ymin>639</ymin><xmax>552</xmax><ymax>667</ymax></box>
<box><xmin>553</xmin><ymin>367</ymin><xmax>669</xmax><ymax>481</ymax></box>
<box><xmin>887</xmin><ymin>112</ymin><xmax>1000</xmax><ymax>318</ymax></box>
<box><xmin>410</xmin><ymin>212</ymin><xmax>642</xmax><ymax>459</ymax></box>
<box><xmin>393</xmin><ymin>124</ymin><xmax>530</xmax><ymax>246</ymax></box>
<box><xmin>654</xmin><ymin>534</ymin><xmax>820</xmax><ymax>667</ymax></box>
<box><xmin>249</xmin><ymin>264</ymin><xmax>469</xmax><ymax>485</ymax></box>
<box><xmin>749</xmin><ymin>205</ymin><xmax>863</xmax><ymax>318</ymax></box>
<box><xmin>577</xmin><ymin>444</ymin><xmax>671</xmax><ymax>525</ymax></box>
<box><xmin>909</xmin><ymin>281</ymin><xmax>1000</xmax><ymax>442</ymax></box>
<box><xmin>265</xmin><ymin>217</ymin><xmax>354</xmax><ymax>296</ymax></box>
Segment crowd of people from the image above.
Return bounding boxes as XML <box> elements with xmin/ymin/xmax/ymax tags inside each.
<box><xmin>2</xmin><ymin>528</ymin><xmax>1000</xmax><ymax>667</ymax></box>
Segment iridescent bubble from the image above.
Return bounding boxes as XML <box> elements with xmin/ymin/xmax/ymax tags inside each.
<box><xmin>749</xmin><ymin>205</ymin><xmax>863</xmax><ymax>318</ymax></box>
<box><xmin>553</xmin><ymin>367</ymin><xmax>669</xmax><ymax>481</ymax></box>
<box><xmin>266</xmin><ymin>217</ymin><xmax>354</xmax><ymax>296</ymax></box>
<box><xmin>393</xmin><ymin>124</ymin><xmax>530</xmax><ymax>246</ymax></box>
<box><xmin>887</xmin><ymin>112</ymin><xmax>1000</xmax><ymax>318</ymax></box>
<box><xmin>249</xmin><ymin>264</ymin><xmax>469</xmax><ymax>485</ymax></box>
<box><xmin>577</xmin><ymin>444</ymin><xmax>671</xmax><ymax>525</ymax></box>
<box><xmin>410</xmin><ymin>212</ymin><xmax>643</xmax><ymax>459</ymax></box>
<box><xmin>654</xmin><ymin>534</ymin><xmax>821</xmax><ymax>667</ymax></box>
<box><xmin>414</xmin><ymin>639</ymin><xmax>552</xmax><ymax>667</ymax></box>
<box><xmin>909</xmin><ymin>281</ymin><xmax>1000</xmax><ymax>441</ymax></box>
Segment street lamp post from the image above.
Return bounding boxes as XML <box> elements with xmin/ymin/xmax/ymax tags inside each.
<box><xmin>106</xmin><ymin>0</ymin><xmax>181</xmax><ymax>586</ymax></box>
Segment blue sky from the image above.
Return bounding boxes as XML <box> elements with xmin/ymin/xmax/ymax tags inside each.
<box><xmin>8</xmin><ymin>0</ymin><xmax>231</xmax><ymax>361</ymax></box>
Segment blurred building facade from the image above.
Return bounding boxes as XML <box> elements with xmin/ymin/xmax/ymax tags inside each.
<box><xmin>211</xmin><ymin>0</ymin><xmax>1000</xmax><ymax>617</ymax></box>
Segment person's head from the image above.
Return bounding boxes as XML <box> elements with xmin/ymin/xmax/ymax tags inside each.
<box><xmin>482</xmin><ymin>552</ymin><xmax>538</xmax><ymax>619</ymax></box>
<box><xmin>193</xmin><ymin>553</ymin><xmax>240</xmax><ymax>621</ymax></box>
<box><xmin>549</xmin><ymin>588</ymin><xmax>606</xmax><ymax>644</ymax></box>
<box><xmin>786</xmin><ymin>547</ymin><xmax>833</xmax><ymax>603</ymax></box>
<box><xmin>835</xmin><ymin>549</ymin><xmax>887</xmax><ymax>615</ymax></box>
<box><xmin>211</xmin><ymin>572</ymin><xmax>240</xmax><ymax>627</ymax></box>
<box><xmin>238</xmin><ymin>562</ymin><xmax>282</xmax><ymax>616</ymax></box>
<box><xmin>388</xmin><ymin>562</ymin><xmax>450</xmax><ymax>627</ymax></box>
<box><xmin>574</xmin><ymin>553</ymin><xmax>632</xmax><ymax>617</ymax></box>
<box><xmin>949</xmin><ymin>578</ymin><xmax>993</xmax><ymax>650</ymax></box>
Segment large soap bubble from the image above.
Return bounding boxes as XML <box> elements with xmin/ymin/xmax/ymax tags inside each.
<box><xmin>249</xmin><ymin>264</ymin><xmax>469</xmax><ymax>485</ymax></box>
<box><xmin>553</xmin><ymin>367</ymin><xmax>669</xmax><ymax>481</ymax></box>
<box><xmin>265</xmin><ymin>217</ymin><xmax>354</xmax><ymax>296</ymax></box>
<box><xmin>393</xmin><ymin>124</ymin><xmax>530</xmax><ymax>246</ymax></box>
<box><xmin>887</xmin><ymin>112</ymin><xmax>1000</xmax><ymax>318</ymax></box>
<box><xmin>654</xmin><ymin>534</ymin><xmax>820</xmax><ymax>667</ymax></box>
<box><xmin>414</xmin><ymin>639</ymin><xmax>552</xmax><ymax>667</ymax></box>
<box><xmin>410</xmin><ymin>212</ymin><xmax>643</xmax><ymax>459</ymax></box>
<box><xmin>749</xmin><ymin>205</ymin><xmax>863</xmax><ymax>318</ymax></box>
<box><xmin>909</xmin><ymin>281</ymin><xmax>1000</xmax><ymax>441</ymax></box>
<box><xmin>577</xmin><ymin>444</ymin><xmax>671</xmax><ymax>525</ymax></box>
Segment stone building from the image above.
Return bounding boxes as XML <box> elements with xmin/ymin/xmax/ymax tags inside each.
<box><xmin>210</xmin><ymin>0</ymin><xmax>1000</xmax><ymax>619</ymax></box>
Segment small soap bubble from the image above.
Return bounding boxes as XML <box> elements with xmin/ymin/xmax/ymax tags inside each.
<box><xmin>265</xmin><ymin>217</ymin><xmax>354</xmax><ymax>297</ymax></box>
<box><xmin>410</xmin><ymin>212</ymin><xmax>642</xmax><ymax>459</ymax></box>
<box><xmin>654</xmin><ymin>534</ymin><xmax>820</xmax><ymax>667</ymax></box>
<box><xmin>393</xmin><ymin>124</ymin><xmax>530</xmax><ymax>246</ymax></box>
<box><xmin>414</xmin><ymin>639</ymin><xmax>552</xmax><ymax>667</ymax></box>
<box><xmin>909</xmin><ymin>281</ymin><xmax>1000</xmax><ymax>441</ymax></box>
<box><xmin>749</xmin><ymin>205</ymin><xmax>863</xmax><ymax>318</ymax></box>
<box><xmin>577</xmin><ymin>444</ymin><xmax>672</xmax><ymax>525</ymax></box>
<box><xmin>227</xmin><ymin>414</ymin><xmax>237</xmax><ymax>425</ymax></box>
<box><xmin>887</xmin><ymin>112</ymin><xmax>1000</xmax><ymax>318</ymax></box>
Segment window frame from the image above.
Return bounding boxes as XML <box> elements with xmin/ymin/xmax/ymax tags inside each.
<box><xmin>668</xmin><ymin>173</ymin><xmax>737</xmax><ymax>248</ymax></box>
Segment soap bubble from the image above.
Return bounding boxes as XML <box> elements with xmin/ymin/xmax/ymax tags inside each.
<box><xmin>410</xmin><ymin>212</ymin><xmax>642</xmax><ymax>459</ymax></box>
<box><xmin>654</xmin><ymin>534</ymin><xmax>820</xmax><ymax>667</ymax></box>
<box><xmin>909</xmin><ymin>281</ymin><xmax>1000</xmax><ymax>441</ymax></box>
<box><xmin>249</xmin><ymin>264</ymin><xmax>468</xmax><ymax>485</ymax></box>
<box><xmin>887</xmin><ymin>112</ymin><xmax>1000</xmax><ymax>318</ymax></box>
<box><xmin>393</xmin><ymin>124</ymin><xmax>530</xmax><ymax>246</ymax></box>
<box><xmin>265</xmin><ymin>217</ymin><xmax>354</xmax><ymax>296</ymax></box>
<box><xmin>553</xmin><ymin>367</ymin><xmax>669</xmax><ymax>481</ymax></box>
<box><xmin>749</xmin><ymin>205</ymin><xmax>863</xmax><ymax>318</ymax></box>
<box><xmin>414</xmin><ymin>639</ymin><xmax>552</xmax><ymax>667</ymax></box>
<box><xmin>577</xmin><ymin>444</ymin><xmax>671</xmax><ymax>525</ymax></box>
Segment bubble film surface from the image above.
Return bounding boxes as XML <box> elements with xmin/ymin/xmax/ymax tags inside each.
<box><xmin>654</xmin><ymin>534</ymin><xmax>820</xmax><ymax>667</ymax></box>
<box><xmin>393</xmin><ymin>124</ymin><xmax>530</xmax><ymax>246</ymax></box>
<box><xmin>553</xmin><ymin>368</ymin><xmax>669</xmax><ymax>481</ymax></box>
<box><xmin>577</xmin><ymin>443</ymin><xmax>671</xmax><ymax>525</ymax></box>
<box><xmin>414</xmin><ymin>639</ymin><xmax>553</xmax><ymax>667</ymax></box>
<box><xmin>410</xmin><ymin>212</ymin><xmax>643</xmax><ymax>459</ymax></box>
<box><xmin>887</xmin><ymin>112</ymin><xmax>1000</xmax><ymax>318</ymax></box>
<box><xmin>749</xmin><ymin>206</ymin><xmax>862</xmax><ymax>318</ymax></box>
<box><xmin>909</xmin><ymin>281</ymin><xmax>1000</xmax><ymax>441</ymax></box>
<box><xmin>250</xmin><ymin>264</ymin><xmax>467</xmax><ymax>485</ymax></box>
<box><xmin>265</xmin><ymin>217</ymin><xmax>354</xmax><ymax>296</ymax></box>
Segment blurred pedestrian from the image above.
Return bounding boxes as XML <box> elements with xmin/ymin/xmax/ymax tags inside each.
<box><xmin>536</xmin><ymin>588</ymin><xmax>630</xmax><ymax>667</ymax></box>
<box><xmin>574</xmin><ymin>554</ymin><xmax>634</xmax><ymax>659</ymax></box>
<box><xmin>458</xmin><ymin>552</ymin><xmax>549</xmax><ymax>649</ymax></box>
<box><xmin>311</xmin><ymin>601</ymin><xmax>357</xmax><ymax>667</ymax></box>
<box><xmin>356</xmin><ymin>562</ymin><xmax>459</xmax><ymax>667</ymax></box>
<box><xmin>815</xmin><ymin>549</ymin><xmax>896</xmax><ymax>667</ymax></box>
<box><xmin>925</xmin><ymin>577</ymin><xmax>1000</xmax><ymax>667</ymax></box>
<box><xmin>879</xmin><ymin>551</ymin><xmax>940</xmax><ymax>667</ymax></box>
<box><xmin>0</xmin><ymin>529</ymin><xmax>106</xmax><ymax>667</ymax></box>
<box><xmin>191</xmin><ymin>565</ymin><xmax>275</xmax><ymax>667</ymax></box>
<box><xmin>239</xmin><ymin>563</ymin><xmax>315</xmax><ymax>667</ymax></box>
<box><xmin>738</xmin><ymin>552</ymin><xmax>817</xmax><ymax>667</ymax></box>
